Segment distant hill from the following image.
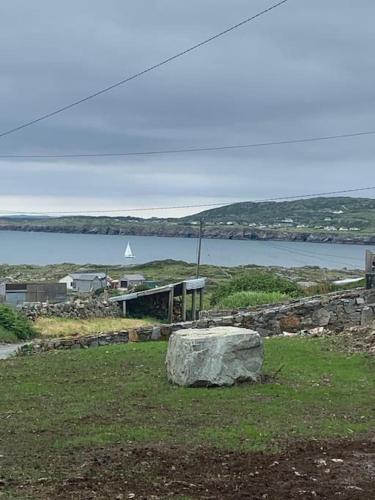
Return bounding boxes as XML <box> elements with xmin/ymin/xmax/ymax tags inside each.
<box><xmin>0</xmin><ymin>196</ymin><xmax>375</xmax><ymax>245</ymax></box>
<box><xmin>184</xmin><ymin>197</ymin><xmax>375</xmax><ymax>232</ymax></box>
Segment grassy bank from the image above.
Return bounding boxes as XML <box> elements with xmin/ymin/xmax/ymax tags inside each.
<box><xmin>34</xmin><ymin>317</ymin><xmax>152</xmax><ymax>338</ymax></box>
<box><xmin>0</xmin><ymin>338</ymin><xmax>373</xmax><ymax>496</ymax></box>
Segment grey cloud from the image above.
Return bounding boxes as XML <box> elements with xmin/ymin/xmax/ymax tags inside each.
<box><xmin>0</xmin><ymin>0</ymin><xmax>374</xmax><ymax>214</ymax></box>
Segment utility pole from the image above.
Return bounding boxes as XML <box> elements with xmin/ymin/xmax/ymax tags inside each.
<box><xmin>196</xmin><ymin>219</ymin><xmax>203</xmax><ymax>279</ymax></box>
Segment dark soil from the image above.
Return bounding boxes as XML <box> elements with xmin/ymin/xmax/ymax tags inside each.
<box><xmin>2</xmin><ymin>438</ymin><xmax>374</xmax><ymax>499</ymax></box>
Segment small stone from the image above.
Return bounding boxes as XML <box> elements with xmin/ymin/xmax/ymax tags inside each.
<box><xmin>312</xmin><ymin>308</ymin><xmax>331</xmax><ymax>327</ymax></box>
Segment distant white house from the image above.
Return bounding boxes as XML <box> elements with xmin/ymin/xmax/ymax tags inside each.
<box><xmin>59</xmin><ymin>275</ymin><xmax>74</xmax><ymax>290</ymax></box>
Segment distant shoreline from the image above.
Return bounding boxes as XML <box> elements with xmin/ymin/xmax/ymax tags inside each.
<box><xmin>0</xmin><ymin>223</ymin><xmax>374</xmax><ymax>246</ymax></box>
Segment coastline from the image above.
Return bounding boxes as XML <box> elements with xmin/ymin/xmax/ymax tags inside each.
<box><xmin>0</xmin><ymin>222</ymin><xmax>374</xmax><ymax>246</ymax></box>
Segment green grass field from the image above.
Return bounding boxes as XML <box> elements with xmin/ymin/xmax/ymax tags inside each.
<box><xmin>0</xmin><ymin>337</ymin><xmax>373</xmax><ymax>497</ymax></box>
<box><xmin>1</xmin><ymin>338</ymin><xmax>373</xmax><ymax>450</ymax></box>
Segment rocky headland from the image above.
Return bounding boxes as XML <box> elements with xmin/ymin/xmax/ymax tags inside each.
<box><xmin>0</xmin><ymin>219</ymin><xmax>374</xmax><ymax>245</ymax></box>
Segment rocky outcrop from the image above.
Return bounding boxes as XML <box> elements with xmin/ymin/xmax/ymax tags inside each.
<box><xmin>166</xmin><ymin>327</ymin><xmax>264</xmax><ymax>387</ymax></box>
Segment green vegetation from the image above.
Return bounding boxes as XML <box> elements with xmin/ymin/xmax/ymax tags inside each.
<box><xmin>0</xmin><ymin>304</ymin><xmax>36</xmax><ymax>341</ymax></box>
<box><xmin>211</xmin><ymin>270</ymin><xmax>300</xmax><ymax>307</ymax></box>
<box><xmin>185</xmin><ymin>196</ymin><xmax>375</xmax><ymax>233</ymax></box>
<box><xmin>0</xmin><ymin>325</ymin><xmax>18</xmax><ymax>343</ymax></box>
<box><xmin>34</xmin><ymin>317</ymin><xmax>152</xmax><ymax>339</ymax></box>
<box><xmin>0</xmin><ymin>338</ymin><xmax>373</xmax><ymax>496</ymax></box>
<box><xmin>217</xmin><ymin>291</ymin><xmax>289</xmax><ymax>309</ymax></box>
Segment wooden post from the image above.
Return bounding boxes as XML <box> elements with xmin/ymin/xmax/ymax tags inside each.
<box><xmin>199</xmin><ymin>288</ymin><xmax>204</xmax><ymax>313</ymax></box>
<box><xmin>182</xmin><ymin>282</ymin><xmax>187</xmax><ymax>322</ymax></box>
<box><xmin>365</xmin><ymin>251</ymin><xmax>375</xmax><ymax>289</ymax></box>
<box><xmin>192</xmin><ymin>289</ymin><xmax>197</xmax><ymax>321</ymax></box>
<box><xmin>122</xmin><ymin>300</ymin><xmax>127</xmax><ymax>317</ymax></box>
<box><xmin>168</xmin><ymin>287</ymin><xmax>174</xmax><ymax>323</ymax></box>
<box><xmin>196</xmin><ymin>220</ymin><xmax>203</xmax><ymax>279</ymax></box>
<box><xmin>365</xmin><ymin>250</ymin><xmax>375</xmax><ymax>273</ymax></box>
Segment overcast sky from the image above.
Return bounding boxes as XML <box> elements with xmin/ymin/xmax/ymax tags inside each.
<box><xmin>0</xmin><ymin>0</ymin><xmax>374</xmax><ymax>217</ymax></box>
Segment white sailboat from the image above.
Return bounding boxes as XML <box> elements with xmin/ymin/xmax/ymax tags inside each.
<box><xmin>124</xmin><ymin>241</ymin><xmax>135</xmax><ymax>259</ymax></box>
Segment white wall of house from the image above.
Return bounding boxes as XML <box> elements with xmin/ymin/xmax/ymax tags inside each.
<box><xmin>59</xmin><ymin>275</ymin><xmax>74</xmax><ymax>290</ymax></box>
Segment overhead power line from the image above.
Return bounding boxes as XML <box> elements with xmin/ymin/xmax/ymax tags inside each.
<box><xmin>0</xmin><ymin>185</ymin><xmax>374</xmax><ymax>216</ymax></box>
<box><xmin>0</xmin><ymin>0</ymin><xmax>289</xmax><ymax>140</ymax></box>
<box><xmin>1</xmin><ymin>129</ymin><xmax>375</xmax><ymax>159</ymax></box>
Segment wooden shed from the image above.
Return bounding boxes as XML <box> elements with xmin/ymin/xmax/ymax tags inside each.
<box><xmin>109</xmin><ymin>278</ymin><xmax>205</xmax><ymax>323</ymax></box>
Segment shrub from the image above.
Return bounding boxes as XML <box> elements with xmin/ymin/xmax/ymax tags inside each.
<box><xmin>0</xmin><ymin>325</ymin><xmax>19</xmax><ymax>343</ymax></box>
<box><xmin>211</xmin><ymin>270</ymin><xmax>299</xmax><ymax>306</ymax></box>
<box><xmin>217</xmin><ymin>291</ymin><xmax>289</xmax><ymax>309</ymax></box>
<box><xmin>0</xmin><ymin>304</ymin><xmax>36</xmax><ymax>341</ymax></box>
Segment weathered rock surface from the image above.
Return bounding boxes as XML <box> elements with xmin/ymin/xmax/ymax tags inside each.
<box><xmin>166</xmin><ymin>326</ymin><xmax>264</xmax><ymax>387</ymax></box>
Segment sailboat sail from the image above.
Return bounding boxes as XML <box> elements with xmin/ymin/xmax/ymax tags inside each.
<box><xmin>124</xmin><ymin>242</ymin><xmax>135</xmax><ymax>259</ymax></box>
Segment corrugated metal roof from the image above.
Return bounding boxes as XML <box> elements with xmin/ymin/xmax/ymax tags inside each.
<box><xmin>185</xmin><ymin>278</ymin><xmax>206</xmax><ymax>290</ymax></box>
<box><xmin>121</xmin><ymin>274</ymin><xmax>145</xmax><ymax>281</ymax></box>
<box><xmin>110</xmin><ymin>285</ymin><xmax>173</xmax><ymax>302</ymax></box>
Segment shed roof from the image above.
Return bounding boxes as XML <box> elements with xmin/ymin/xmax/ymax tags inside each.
<box><xmin>70</xmin><ymin>272</ymin><xmax>107</xmax><ymax>281</ymax></box>
<box><xmin>110</xmin><ymin>278</ymin><xmax>206</xmax><ymax>303</ymax></box>
<box><xmin>121</xmin><ymin>274</ymin><xmax>145</xmax><ymax>281</ymax></box>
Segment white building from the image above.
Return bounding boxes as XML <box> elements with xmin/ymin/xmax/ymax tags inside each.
<box><xmin>59</xmin><ymin>274</ymin><xmax>74</xmax><ymax>290</ymax></box>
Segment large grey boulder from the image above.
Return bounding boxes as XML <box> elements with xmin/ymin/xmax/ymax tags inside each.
<box><xmin>166</xmin><ymin>326</ymin><xmax>263</xmax><ymax>387</ymax></box>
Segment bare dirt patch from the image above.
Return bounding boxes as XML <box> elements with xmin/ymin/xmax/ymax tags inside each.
<box><xmin>3</xmin><ymin>439</ymin><xmax>374</xmax><ymax>499</ymax></box>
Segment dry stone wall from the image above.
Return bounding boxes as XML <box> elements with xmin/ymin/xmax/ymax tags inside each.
<box><xmin>20</xmin><ymin>299</ymin><xmax>121</xmax><ymax>320</ymax></box>
<box><xmin>200</xmin><ymin>288</ymin><xmax>375</xmax><ymax>336</ymax></box>
<box><xmin>19</xmin><ymin>289</ymin><xmax>375</xmax><ymax>355</ymax></box>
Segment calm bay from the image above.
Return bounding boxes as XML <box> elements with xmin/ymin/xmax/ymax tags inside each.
<box><xmin>0</xmin><ymin>230</ymin><xmax>373</xmax><ymax>269</ymax></box>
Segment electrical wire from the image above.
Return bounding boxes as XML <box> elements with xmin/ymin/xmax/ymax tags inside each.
<box><xmin>0</xmin><ymin>0</ymin><xmax>289</xmax><ymax>140</ymax></box>
<box><xmin>0</xmin><ymin>185</ymin><xmax>374</xmax><ymax>215</ymax></box>
<box><xmin>262</xmin><ymin>240</ymin><xmax>362</xmax><ymax>265</ymax></box>
<box><xmin>1</xmin><ymin>129</ymin><xmax>374</xmax><ymax>159</ymax></box>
